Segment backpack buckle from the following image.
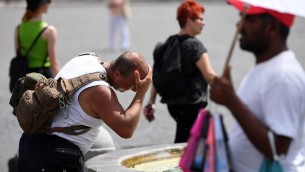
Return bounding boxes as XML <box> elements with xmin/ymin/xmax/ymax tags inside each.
<box><xmin>99</xmin><ymin>73</ymin><xmax>108</xmax><ymax>82</ymax></box>
<box><xmin>46</xmin><ymin>127</ymin><xmax>53</xmax><ymax>135</ymax></box>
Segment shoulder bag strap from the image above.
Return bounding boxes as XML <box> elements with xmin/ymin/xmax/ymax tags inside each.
<box><xmin>16</xmin><ymin>25</ymin><xmax>22</xmax><ymax>56</ymax></box>
<box><xmin>24</xmin><ymin>26</ymin><xmax>49</xmax><ymax>57</ymax></box>
<box><xmin>40</xmin><ymin>26</ymin><xmax>50</xmax><ymax>68</ymax></box>
<box><xmin>178</xmin><ymin>34</ymin><xmax>192</xmax><ymax>43</ymax></box>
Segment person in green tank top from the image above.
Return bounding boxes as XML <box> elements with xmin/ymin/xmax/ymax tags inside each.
<box><xmin>8</xmin><ymin>0</ymin><xmax>60</xmax><ymax>171</ymax></box>
<box><xmin>13</xmin><ymin>0</ymin><xmax>59</xmax><ymax>78</ymax></box>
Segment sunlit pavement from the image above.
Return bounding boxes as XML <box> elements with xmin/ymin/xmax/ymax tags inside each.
<box><xmin>0</xmin><ymin>1</ymin><xmax>304</xmax><ymax>171</ymax></box>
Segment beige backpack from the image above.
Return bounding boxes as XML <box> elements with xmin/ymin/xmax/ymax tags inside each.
<box><xmin>9</xmin><ymin>72</ymin><xmax>107</xmax><ymax>135</ymax></box>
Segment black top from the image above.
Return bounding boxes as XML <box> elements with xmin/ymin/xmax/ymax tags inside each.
<box><xmin>160</xmin><ymin>34</ymin><xmax>208</xmax><ymax>105</ymax></box>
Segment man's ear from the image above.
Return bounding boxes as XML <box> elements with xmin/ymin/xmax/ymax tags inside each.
<box><xmin>266</xmin><ymin>20</ymin><xmax>279</xmax><ymax>37</ymax></box>
<box><xmin>113</xmin><ymin>70</ymin><xmax>120</xmax><ymax>80</ymax></box>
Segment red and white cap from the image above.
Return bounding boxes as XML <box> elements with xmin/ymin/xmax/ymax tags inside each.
<box><xmin>227</xmin><ymin>0</ymin><xmax>295</xmax><ymax>27</ymax></box>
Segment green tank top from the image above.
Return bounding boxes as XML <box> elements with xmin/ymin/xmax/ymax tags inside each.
<box><xmin>19</xmin><ymin>21</ymin><xmax>51</xmax><ymax>68</ymax></box>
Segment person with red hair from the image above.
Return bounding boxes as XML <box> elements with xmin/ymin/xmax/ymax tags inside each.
<box><xmin>144</xmin><ymin>0</ymin><xmax>216</xmax><ymax>143</ymax></box>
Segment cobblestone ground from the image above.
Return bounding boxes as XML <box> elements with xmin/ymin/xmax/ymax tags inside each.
<box><xmin>0</xmin><ymin>1</ymin><xmax>304</xmax><ymax>171</ymax></box>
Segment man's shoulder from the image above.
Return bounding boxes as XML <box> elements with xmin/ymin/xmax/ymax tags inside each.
<box><xmin>79</xmin><ymin>84</ymin><xmax>113</xmax><ymax>103</ymax></box>
<box><xmin>55</xmin><ymin>54</ymin><xmax>103</xmax><ymax>79</ymax></box>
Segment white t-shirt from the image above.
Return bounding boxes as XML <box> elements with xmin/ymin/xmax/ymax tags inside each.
<box><xmin>51</xmin><ymin>54</ymin><xmax>112</xmax><ymax>154</ymax></box>
<box><xmin>229</xmin><ymin>50</ymin><xmax>305</xmax><ymax>172</ymax></box>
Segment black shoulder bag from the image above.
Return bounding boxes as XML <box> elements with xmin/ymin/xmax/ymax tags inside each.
<box><xmin>9</xmin><ymin>26</ymin><xmax>48</xmax><ymax>92</ymax></box>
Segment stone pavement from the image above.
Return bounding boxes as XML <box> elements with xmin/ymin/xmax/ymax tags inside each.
<box><xmin>0</xmin><ymin>1</ymin><xmax>304</xmax><ymax>171</ymax></box>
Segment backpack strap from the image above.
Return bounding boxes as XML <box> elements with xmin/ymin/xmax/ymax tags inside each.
<box><xmin>57</xmin><ymin>72</ymin><xmax>108</xmax><ymax>96</ymax></box>
<box><xmin>47</xmin><ymin>72</ymin><xmax>108</xmax><ymax>135</ymax></box>
<box><xmin>177</xmin><ymin>34</ymin><xmax>192</xmax><ymax>43</ymax></box>
<box><xmin>22</xmin><ymin>26</ymin><xmax>49</xmax><ymax>58</ymax></box>
<box><xmin>48</xmin><ymin>125</ymin><xmax>91</xmax><ymax>135</ymax></box>
<box><xmin>16</xmin><ymin>25</ymin><xmax>21</xmax><ymax>56</ymax></box>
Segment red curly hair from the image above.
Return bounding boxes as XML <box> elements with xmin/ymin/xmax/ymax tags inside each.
<box><xmin>177</xmin><ymin>0</ymin><xmax>205</xmax><ymax>28</ymax></box>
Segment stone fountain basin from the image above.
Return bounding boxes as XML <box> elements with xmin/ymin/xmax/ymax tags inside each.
<box><xmin>85</xmin><ymin>143</ymin><xmax>185</xmax><ymax>172</ymax></box>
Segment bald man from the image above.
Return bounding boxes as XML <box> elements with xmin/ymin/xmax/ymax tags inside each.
<box><xmin>18</xmin><ymin>52</ymin><xmax>152</xmax><ymax>172</ymax></box>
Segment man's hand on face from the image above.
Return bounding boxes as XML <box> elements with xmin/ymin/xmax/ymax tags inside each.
<box><xmin>134</xmin><ymin>65</ymin><xmax>152</xmax><ymax>93</ymax></box>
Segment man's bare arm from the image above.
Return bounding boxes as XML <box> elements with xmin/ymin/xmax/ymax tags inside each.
<box><xmin>80</xmin><ymin>66</ymin><xmax>152</xmax><ymax>138</ymax></box>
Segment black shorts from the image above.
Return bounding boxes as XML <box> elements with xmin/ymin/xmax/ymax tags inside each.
<box><xmin>18</xmin><ymin>133</ymin><xmax>83</xmax><ymax>172</ymax></box>
<box><xmin>167</xmin><ymin>102</ymin><xmax>206</xmax><ymax>143</ymax></box>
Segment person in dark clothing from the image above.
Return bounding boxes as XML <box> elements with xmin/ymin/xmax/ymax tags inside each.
<box><xmin>143</xmin><ymin>0</ymin><xmax>216</xmax><ymax>143</ymax></box>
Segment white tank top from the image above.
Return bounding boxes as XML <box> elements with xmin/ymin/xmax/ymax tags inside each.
<box><xmin>51</xmin><ymin>54</ymin><xmax>111</xmax><ymax>154</ymax></box>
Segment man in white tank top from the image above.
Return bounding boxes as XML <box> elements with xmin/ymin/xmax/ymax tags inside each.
<box><xmin>18</xmin><ymin>51</ymin><xmax>152</xmax><ymax>172</ymax></box>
